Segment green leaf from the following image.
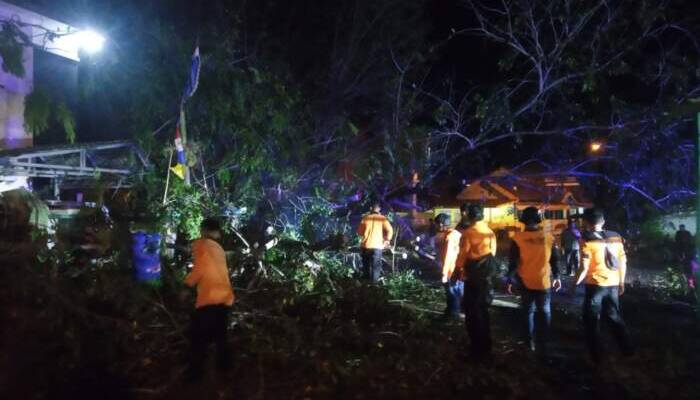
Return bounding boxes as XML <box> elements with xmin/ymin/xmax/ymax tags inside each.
<box><xmin>56</xmin><ymin>102</ymin><xmax>77</xmax><ymax>144</ymax></box>
<box><xmin>24</xmin><ymin>89</ymin><xmax>51</xmax><ymax>136</ymax></box>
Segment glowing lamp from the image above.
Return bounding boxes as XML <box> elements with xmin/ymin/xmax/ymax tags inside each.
<box><xmin>590</xmin><ymin>142</ymin><xmax>603</xmax><ymax>152</ymax></box>
<box><xmin>55</xmin><ymin>29</ymin><xmax>106</xmax><ymax>56</ymax></box>
<box><xmin>76</xmin><ymin>30</ymin><xmax>105</xmax><ymax>53</ymax></box>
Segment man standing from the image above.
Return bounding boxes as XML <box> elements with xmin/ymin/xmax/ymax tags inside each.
<box><xmin>357</xmin><ymin>202</ymin><xmax>393</xmax><ymax>282</ymax></box>
<box><xmin>575</xmin><ymin>208</ymin><xmax>634</xmax><ymax>363</ymax></box>
<box><xmin>184</xmin><ymin>218</ymin><xmax>235</xmax><ymax>380</ymax></box>
<box><xmin>433</xmin><ymin>213</ymin><xmax>463</xmax><ymax>318</ymax></box>
<box><xmin>675</xmin><ymin>224</ymin><xmax>695</xmax><ymax>276</ymax></box>
<box><xmin>456</xmin><ymin>204</ymin><xmax>497</xmax><ymax>362</ymax></box>
<box><xmin>561</xmin><ymin>219</ymin><xmax>581</xmax><ymax>276</ymax></box>
<box><xmin>507</xmin><ymin>207</ymin><xmax>561</xmax><ymax>356</ymax></box>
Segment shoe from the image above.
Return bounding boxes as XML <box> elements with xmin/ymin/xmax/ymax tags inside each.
<box><xmin>528</xmin><ymin>339</ymin><xmax>536</xmax><ymax>352</ymax></box>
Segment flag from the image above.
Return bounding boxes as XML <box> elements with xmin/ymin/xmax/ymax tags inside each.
<box><xmin>170</xmin><ymin>163</ymin><xmax>186</xmax><ymax>180</ymax></box>
<box><xmin>173</xmin><ymin>45</ymin><xmax>199</xmax><ymax>185</ymax></box>
<box><xmin>181</xmin><ymin>46</ymin><xmax>201</xmax><ymax>105</ymax></box>
<box><xmin>174</xmin><ymin>123</ymin><xmax>186</xmax><ymax>165</ymax></box>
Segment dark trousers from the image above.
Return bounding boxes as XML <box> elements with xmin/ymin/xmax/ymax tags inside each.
<box><xmin>521</xmin><ymin>289</ymin><xmax>551</xmax><ymax>352</ymax></box>
<box><xmin>564</xmin><ymin>249</ymin><xmax>579</xmax><ymax>275</ymax></box>
<box><xmin>361</xmin><ymin>248</ymin><xmax>383</xmax><ymax>282</ymax></box>
<box><xmin>444</xmin><ymin>280</ymin><xmax>464</xmax><ymax>316</ymax></box>
<box><xmin>462</xmin><ymin>280</ymin><xmax>493</xmax><ymax>360</ymax></box>
<box><xmin>189</xmin><ymin>304</ymin><xmax>232</xmax><ymax>378</ymax></box>
<box><xmin>583</xmin><ymin>285</ymin><xmax>633</xmax><ymax>362</ymax></box>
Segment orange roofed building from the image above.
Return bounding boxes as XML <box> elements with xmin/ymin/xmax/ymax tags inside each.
<box><xmin>430</xmin><ymin>165</ymin><xmax>592</xmax><ymax>238</ymax></box>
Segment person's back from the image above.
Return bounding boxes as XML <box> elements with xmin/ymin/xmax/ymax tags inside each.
<box><xmin>458</xmin><ymin>221</ymin><xmax>497</xmax><ymax>266</ymax></box>
<box><xmin>580</xmin><ymin>230</ymin><xmax>626</xmax><ymax>287</ymax></box>
<box><xmin>357</xmin><ymin>203</ymin><xmax>393</xmax><ymax>281</ymax></box>
<box><xmin>575</xmin><ymin>208</ymin><xmax>633</xmax><ymax>363</ymax></box>
<box><xmin>187</xmin><ymin>238</ymin><xmax>234</xmax><ymax>308</ymax></box>
<box><xmin>508</xmin><ymin>207</ymin><xmax>560</xmax><ymax>355</ymax></box>
<box><xmin>358</xmin><ymin>212</ymin><xmax>392</xmax><ymax>250</ymax></box>
<box><xmin>183</xmin><ymin>218</ymin><xmax>234</xmax><ymax>381</ymax></box>
<box><xmin>512</xmin><ymin>229</ymin><xmax>555</xmax><ymax>290</ymax></box>
<box><xmin>455</xmin><ymin>204</ymin><xmax>496</xmax><ymax>362</ymax></box>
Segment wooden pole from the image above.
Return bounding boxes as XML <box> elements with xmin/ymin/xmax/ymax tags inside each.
<box><xmin>162</xmin><ymin>149</ymin><xmax>174</xmax><ymax>205</ymax></box>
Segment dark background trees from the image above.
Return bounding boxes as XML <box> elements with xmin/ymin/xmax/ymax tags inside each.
<box><xmin>10</xmin><ymin>0</ymin><xmax>700</xmax><ymax>228</ymax></box>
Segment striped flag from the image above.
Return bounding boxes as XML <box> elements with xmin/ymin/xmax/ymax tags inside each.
<box><xmin>181</xmin><ymin>46</ymin><xmax>201</xmax><ymax>105</ymax></box>
<box><xmin>171</xmin><ymin>45</ymin><xmax>199</xmax><ymax>183</ymax></box>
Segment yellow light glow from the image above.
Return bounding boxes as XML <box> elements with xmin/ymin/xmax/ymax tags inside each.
<box><xmin>590</xmin><ymin>142</ymin><xmax>602</xmax><ymax>152</ymax></box>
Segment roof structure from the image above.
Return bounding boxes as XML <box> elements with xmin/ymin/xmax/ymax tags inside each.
<box><xmin>0</xmin><ymin>141</ymin><xmax>149</xmax><ymax>187</ymax></box>
<box><xmin>455</xmin><ymin>167</ymin><xmax>592</xmax><ymax>209</ymax></box>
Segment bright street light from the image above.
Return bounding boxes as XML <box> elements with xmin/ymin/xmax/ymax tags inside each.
<box><xmin>54</xmin><ymin>29</ymin><xmax>106</xmax><ymax>57</ymax></box>
<box><xmin>75</xmin><ymin>30</ymin><xmax>106</xmax><ymax>53</ymax></box>
<box><xmin>590</xmin><ymin>141</ymin><xmax>603</xmax><ymax>153</ymax></box>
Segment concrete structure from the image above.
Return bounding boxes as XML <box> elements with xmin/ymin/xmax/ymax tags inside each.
<box><xmin>0</xmin><ymin>1</ymin><xmax>89</xmax><ymax>150</ymax></box>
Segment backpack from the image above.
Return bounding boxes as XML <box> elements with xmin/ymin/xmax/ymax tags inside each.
<box><xmin>592</xmin><ymin>231</ymin><xmax>620</xmax><ymax>271</ymax></box>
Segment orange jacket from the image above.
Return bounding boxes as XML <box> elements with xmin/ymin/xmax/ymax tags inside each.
<box><xmin>434</xmin><ymin>228</ymin><xmax>462</xmax><ymax>283</ymax></box>
<box><xmin>357</xmin><ymin>213</ymin><xmax>393</xmax><ymax>249</ymax></box>
<box><xmin>580</xmin><ymin>230</ymin><xmax>627</xmax><ymax>287</ymax></box>
<box><xmin>456</xmin><ymin>221</ymin><xmax>497</xmax><ymax>279</ymax></box>
<box><xmin>184</xmin><ymin>238</ymin><xmax>235</xmax><ymax>308</ymax></box>
<box><xmin>510</xmin><ymin>230</ymin><xmax>559</xmax><ymax>290</ymax></box>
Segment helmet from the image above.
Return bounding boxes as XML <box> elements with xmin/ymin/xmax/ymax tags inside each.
<box><xmin>434</xmin><ymin>213</ymin><xmax>451</xmax><ymax>226</ymax></box>
<box><xmin>519</xmin><ymin>207</ymin><xmax>542</xmax><ymax>225</ymax></box>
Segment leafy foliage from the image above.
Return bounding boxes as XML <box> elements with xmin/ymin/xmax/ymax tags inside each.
<box><xmin>0</xmin><ymin>21</ymin><xmax>26</xmax><ymax>77</ymax></box>
<box><xmin>23</xmin><ymin>89</ymin><xmax>51</xmax><ymax>136</ymax></box>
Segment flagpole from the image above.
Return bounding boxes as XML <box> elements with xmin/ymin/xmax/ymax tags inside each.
<box><xmin>180</xmin><ymin>108</ymin><xmax>191</xmax><ymax>186</ymax></box>
<box><xmin>163</xmin><ymin>148</ymin><xmax>174</xmax><ymax>205</ymax></box>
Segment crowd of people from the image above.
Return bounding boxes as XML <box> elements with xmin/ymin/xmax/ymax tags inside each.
<box><xmin>358</xmin><ymin>203</ymin><xmax>635</xmax><ymax>365</ymax></box>
<box><xmin>180</xmin><ymin>202</ymin><xmax>638</xmax><ymax>381</ymax></box>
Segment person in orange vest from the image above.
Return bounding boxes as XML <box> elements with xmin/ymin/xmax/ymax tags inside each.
<box><xmin>357</xmin><ymin>202</ymin><xmax>393</xmax><ymax>282</ymax></box>
<box><xmin>184</xmin><ymin>218</ymin><xmax>235</xmax><ymax>380</ymax></box>
<box><xmin>506</xmin><ymin>207</ymin><xmax>561</xmax><ymax>356</ymax></box>
<box><xmin>575</xmin><ymin>208</ymin><xmax>634</xmax><ymax>363</ymax></box>
<box><xmin>455</xmin><ymin>204</ymin><xmax>497</xmax><ymax>362</ymax></box>
<box><xmin>433</xmin><ymin>213</ymin><xmax>463</xmax><ymax>317</ymax></box>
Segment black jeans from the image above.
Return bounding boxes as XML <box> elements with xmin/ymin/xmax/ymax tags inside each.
<box><xmin>462</xmin><ymin>280</ymin><xmax>493</xmax><ymax>360</ymax></box>
<box><xmin>564</xmin><ymin>249</ymin><xmax>579</xmax><ymax>275</ymax></box>
<box><xmin>189</xmin><ymin>304</ymin><xmax>232</xmax><ymax>378</ymax></box>
<box><xmin>361</xmin><ymin>248</ymin><xmax>383</xmax><ymax>282</ymax></box>
<box><xmin>521</xmin><ymin>289</ymin><xmax>551</xmax><ymax>352</ymax></box>
<box><xmin>583</xmin><ymin>285</ymin><xmax>633</xmax><ymax>362</ymax></box>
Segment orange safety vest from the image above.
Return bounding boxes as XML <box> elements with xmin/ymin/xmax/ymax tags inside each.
<box><xmin>357</xmin><ymin>213</ymin><xmax>393</xmax><ymax>249</ymax></box>
<box><xmin>185</xmin><ymin>238</ymin><xmax>235</xmax><ymax>308</ymax></box>
<box><xmin>456</xmin><ymin>221</ymin><xmax>497</xmax><ymax>279</ymax></box>
<box><xmin>512</xmin><ymin>230</ymin><xmax>554</xmax><ymax>290</ymax></box>
<box><xmin>581</xmin><ymin>231</ymin><xmax>627</xmax><ymax>287</ymax></box>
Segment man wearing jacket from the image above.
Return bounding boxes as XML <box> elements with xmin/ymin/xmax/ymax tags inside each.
<box><xmin>433</xmin><ymin>213</ymin><xmax>463</xmax><ymax>317</ymax></box>
<box><xmin>507</xmin><ymin>207</ymin><xmax>561</xmax><ymax>356</ymax></box>
<box><xmin>575</xmin><ymin>208</ymin><xmax>634</xmax><ymax>363</ymax></box>
<box><xmin>357</xmin><ymin>202</ymin><xmax>393</xmax><ymax>282</ymax></box>
<box><xmin>456</xmin><ymin>204</ymin><xmax>497</xmax><ymax>362</ymax></box>
<box><xmin>184</xmin><ymin>218</ymin><xmax>235</xmax><ymax>380</ymax></box>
